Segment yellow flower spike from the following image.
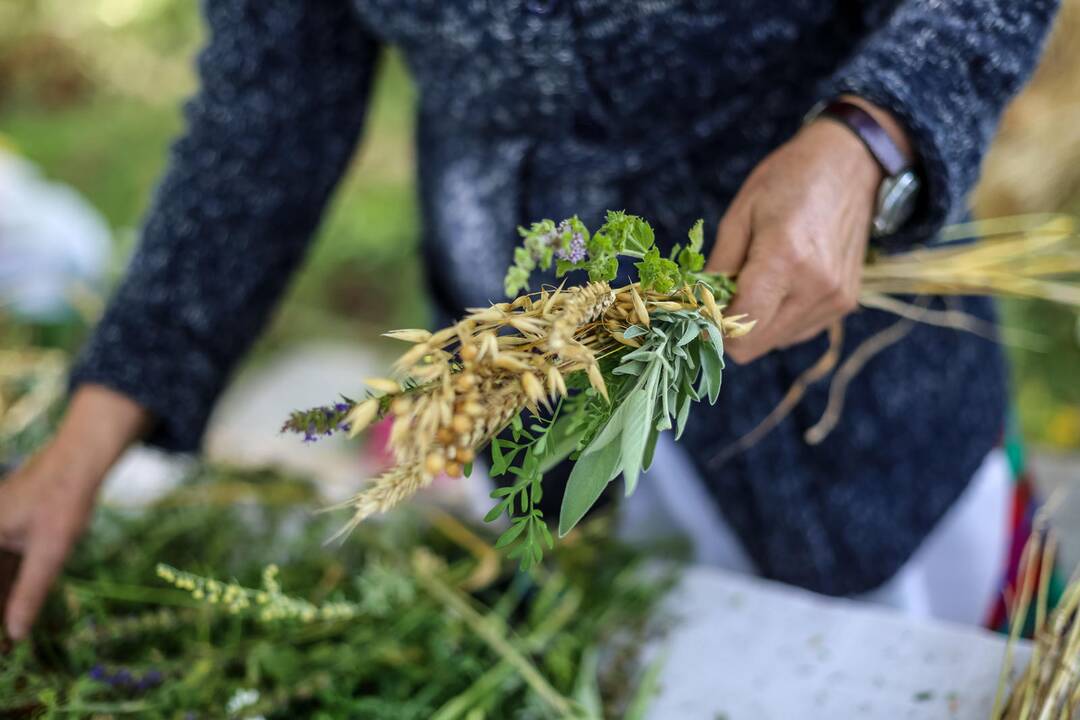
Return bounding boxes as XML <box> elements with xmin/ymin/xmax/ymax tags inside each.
<box><xmin>630</xmin><ymin>287</ymin><xmax>650</xmax><ymax>327</ymax></box>
<box><xmin>393</xmin><ymin>343</ymin><xmax>431</xmax><ymax>372</ymax></box>
<box><xmin>700</xmin><ymin>285</ymin><xmax>721</xmax><ymax>324</ymax></box>
<box><xmin>365</xmin><ymin>377</ymin><xmax>402</xmax><ymax>395</ymax></box>
<box><xmin>469</xmin><ymin>308</ymin><xmax>505</xmax><ymax>324</ymax></box>
<box><xmin>493</xmin><ymin>354</ymin><xmax>530</xmax><ymax>372</ymax></box>
<box><xmin>682</xmin><ymin>285</ymin><xmax>699</xmax><ymax>307</ymax></box>
<box><xmin>723</xmin><ymin>317</ymin><xmax>756</xmax><ymax>338</ymax></box>
<box><xmin>547</xmin><ymin>367</ymin><xmax>568</xmax><ymax>397</ymax></box>
<box><xmin>427</xmin><ymin>326</ymin><xmax>457</xmax><ymax>347</ymax></box>
<box><xmin>509</xmin><ymin>317</ymin><xmax>544</xmax><ymax>335</ymax></box>
<box><xmin>346</xmin><ymin>398</ymin><xmax>380</xmax><ymax>438</ymax></box>
<box><xmin>382</xmin><ymin>328</ymin><xmax>432</xmax><ymax>343</ymax></box>
<box><xmin>586</xmin><ymin>363</ymin><xmax>609</xmax><ymax>402</ymax></box>
<box><xmin>521</xmin><ymin>372</ymin><xmax>546</xmax><ymax>405</ymax></box>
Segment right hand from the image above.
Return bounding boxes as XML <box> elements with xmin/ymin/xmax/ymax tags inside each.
<box><xmin>0</xmin><ymin>385</ymin><xmax>149</xmax><ymax>642</ymax></box>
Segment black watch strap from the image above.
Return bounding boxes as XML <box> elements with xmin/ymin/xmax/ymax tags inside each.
<box><xmin>809</xmin><ymin>100</ymin><xmax>910</xmax><ymax>177</ymax></box>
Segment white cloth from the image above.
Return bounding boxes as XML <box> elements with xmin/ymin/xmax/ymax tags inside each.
<box><xmin>0</xmin><ymin>149</ymin><xmax>110</xmax><ymax>320</ymax></box>
<box><xmin>618</xmin><ymin>434</ymin><xmax>1011</xmax><ymax>626</ymax></box>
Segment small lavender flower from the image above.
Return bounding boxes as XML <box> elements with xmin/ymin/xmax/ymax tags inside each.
<box><xmin>557</xmin><ymin>233</ymin><xmax>587</xmax><ymax>263</ymax></box>
<box><xmin>136</xmin><ymin>669</ymin><xmax>164</xmax><ymax>691</ymax></box>
<box><xmin>112</xmin><ymin>668</ymin><xmax>133</xmax><ymax>688</ymax></box>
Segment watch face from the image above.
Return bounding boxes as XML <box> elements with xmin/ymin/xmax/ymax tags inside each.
<box><xmin>874</xmin><ymin>171</ymin><xmax>921</xmax><ymax>237</ymax></box>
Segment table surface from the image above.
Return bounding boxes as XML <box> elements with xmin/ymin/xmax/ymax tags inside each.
<box><xmin>646</xmin><ymin>566</ymin><xmax>1028</xmax><ymax>720</ymax></box>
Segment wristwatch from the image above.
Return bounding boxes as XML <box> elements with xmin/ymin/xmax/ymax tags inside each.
<box><xmin>804</xmin><ymin>99</ymin><xmax>921</xmax><ymax>238</ymax></box>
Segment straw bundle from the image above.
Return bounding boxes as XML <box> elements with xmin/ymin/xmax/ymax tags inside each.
<box><xmin>861</xmin><ymin>215</ymin><xmax>1080</xmax><ymax>307</ymax></box>
<box><xmin>992</xmin><ymin>515</ymin><xmax>1080</xmax><ymax>720</ymax></box>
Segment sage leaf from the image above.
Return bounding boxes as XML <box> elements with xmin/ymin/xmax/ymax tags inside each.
<box><xmin>677</xmin><ymin>322</ymin><xmax>700</xmax><ymax>347</ymax></box>
<box><xmin>675</xmin><ymin>391</ymin><xmax>693</xmax><ymax>440</ymax></box>
<box><xmin>642</xmin><ymin>425</ymin><xmax>660</xmax><ymax>473</ymax></box>
<box><xmin>622</xmin><ymin>365</ymin><xmax>660</xmax><ymax>496</ymax></box>
<box><xmin>698</xmin><ymin>342</ymin><xmax>722</xmax><ymax>404</ymax></box>
<box><xmin>559</xmin><ymin>434</ymin><xmax>623</xmax><ymax>537</ymax></box>
<box><xmin>613</xmin><ymin>361</ymin><xmax>647</xmax><ymax>377</ymax></box>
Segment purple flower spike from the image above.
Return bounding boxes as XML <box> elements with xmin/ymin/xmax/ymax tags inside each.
<box><xmin>136</xmin><ymin>669</ymin><xmax>164</xmax><ymax>691</ymax></box>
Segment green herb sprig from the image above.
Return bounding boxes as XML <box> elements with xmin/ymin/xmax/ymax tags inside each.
<box><xmin>484</xmin><ymin>413</ymin><xmax>558</xmax><ymax>569</ymax></box>
<box><xmin>505</xmin><ymin>211</ymin><xmax>727</xmax><ymax>299</ymax></box>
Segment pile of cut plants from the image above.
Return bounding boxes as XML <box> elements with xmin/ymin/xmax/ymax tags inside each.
<box><xmin>0</xmin><ymin>464</ymin><xmax>675</xmax><ymax>719</ymax></box>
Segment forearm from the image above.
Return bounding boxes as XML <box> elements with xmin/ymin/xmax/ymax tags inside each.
<box><xmin>52</xmin><ymin>385</ymin><xmax>151</xmax><ymax>485</ymax></box>
<box><xmin>70</xmin><ymin>0</ymin><xmax>378</xmax><ymax>452</ymax></box>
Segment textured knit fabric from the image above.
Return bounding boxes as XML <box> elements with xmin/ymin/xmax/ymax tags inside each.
<box><xmin>71</xmin><ymin>0</ymin><xmax>1058</xmax><ymax>596</ymax></box>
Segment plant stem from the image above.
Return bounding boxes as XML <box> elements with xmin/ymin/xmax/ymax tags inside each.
<box><xmin>412</xmin><ymin>550</ymin><xmax>583</xmax><ymax>719</ymax></box>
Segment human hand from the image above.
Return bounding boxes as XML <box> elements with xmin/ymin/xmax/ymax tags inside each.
<box><xmin>708</xmin><ymin>97</ymin><xmax>912</xmax><ymax>363</ymax></box>
<box><xmin>0</xmin><ymin>385</ymin><xmax>149</xmax><ymax>642</ymax></box>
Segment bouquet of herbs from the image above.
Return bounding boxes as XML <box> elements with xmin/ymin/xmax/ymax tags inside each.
<box><xmin>282</xmin><ymin>212</ymin><xmax>1080</xmax><ymax>567</ymax></box>
<box><xmin>284</xmin><ymin>211</ymin><xmax>751</xmax><ymax>568</ymax></box>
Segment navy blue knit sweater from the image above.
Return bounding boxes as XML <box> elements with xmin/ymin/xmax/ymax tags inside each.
<box><xmin>71</xmin><ymin>0</ymin><xmax>1058</xmax><ymax>595</ymax></box>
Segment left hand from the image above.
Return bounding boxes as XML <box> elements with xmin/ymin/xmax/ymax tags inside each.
<box><xmin>707</xmin><ymin>98</ymin><xmax>908</xmax><ymax>364</ymax></box>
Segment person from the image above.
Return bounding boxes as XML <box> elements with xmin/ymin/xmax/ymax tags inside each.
<box><xmin>0</xmin><ymin>0</ymin><xmax>1059</xmax><ymax>641</ymax></box>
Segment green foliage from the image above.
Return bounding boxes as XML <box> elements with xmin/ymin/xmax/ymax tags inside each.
<box><xmin>504</xmin><ymin>212</ymin><xmax>724</xmax><ymax>297</ymax></box>
<box><xmin>485</xmin><ymin>415</ymin><xmax>558</xmax><ymax>570</ymax></box>
<box><xmin>0</xmin><ymin>465</ymin><xmax>674</xmax><ymax>719</ymax></box>
<box><xmin>558</xmin><ymin>309</ymin><xmax>725</xmax><ymax>536</ymax></box>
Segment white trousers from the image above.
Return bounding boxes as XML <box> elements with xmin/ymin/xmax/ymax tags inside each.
<box><xmin>618</xmin><ymin>435</ymin><xmax>1011</xmax><ymax>626</ymax></box>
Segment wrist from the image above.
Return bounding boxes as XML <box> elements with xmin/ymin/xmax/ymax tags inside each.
<box><xmin>836</xmin><ymin>94</ymin><xmax>914</xmax><ymax>166</ymax></box>
<box><xmin>804</xmin><ymin>96</ymin><xmax>922</xmax><ymax>237</ymax></box>
<box><xmin>800</xmin><ymin>119</ymin><xmax>883</xmax><ymax>193</ymax></box>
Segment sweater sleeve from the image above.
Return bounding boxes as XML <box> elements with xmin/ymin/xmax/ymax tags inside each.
<box><xmin>819</xmin><ymin>0</ymin><xmax>1059</xmax><ymax>247</ymax></box>
<box><xmin>69</xmin><ymin>0</ymin><xmax>378</xmax><ymax>452</ymax></box>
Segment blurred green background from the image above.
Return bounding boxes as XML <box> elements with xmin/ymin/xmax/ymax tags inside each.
<box><xmin>2</xmin><ymin>0</ymin><xmax>1078</xmax><ymax>450</ymax></box>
